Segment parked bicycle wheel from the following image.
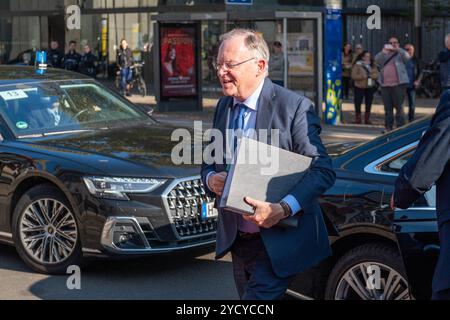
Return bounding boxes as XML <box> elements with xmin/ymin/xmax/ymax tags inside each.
<box><xmin>137</xmin><ymin>76</ymin><xmax>147</xmax><ymax>97</ymax></box>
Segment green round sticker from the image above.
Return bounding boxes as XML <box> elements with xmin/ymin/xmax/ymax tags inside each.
<box><xmin>16</xmin><ymin>121</ymin><xmax>29</xmax><ymax>130</ymax></box>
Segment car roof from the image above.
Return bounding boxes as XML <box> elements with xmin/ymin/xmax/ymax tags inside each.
<box><xmin>333</xmin><ymin>117</ymin><xmax>432</xmax><ymax>171</ymax></box>
<box><xmin>0</xmin><ymin>66</ymin><xmax>90</xmax><ymax>85</ymax></box>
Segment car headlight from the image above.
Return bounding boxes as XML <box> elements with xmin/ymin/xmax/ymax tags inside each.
<box><xmin>83</xmin><ymin>176</ymin><xmax>166</xmax><ymax>200</ymax></box>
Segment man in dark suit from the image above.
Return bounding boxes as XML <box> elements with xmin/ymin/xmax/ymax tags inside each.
<box><xmin>28</xmin><ymin>96</ymin><xmax>77</xmax><ymax>130</ymax></box>
<box><xmin>392</xmin><ymin>90</ymin><xmax>450</xmax><ymax>300</ymax></box>
<box><xmin>201</xmin><ymin>29</ymin><xmax>336</xmax><ymax>300</ymax></box>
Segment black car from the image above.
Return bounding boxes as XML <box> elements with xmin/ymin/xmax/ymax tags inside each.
<box><xmin>287</xmin><ymin>117</ymin><xmax>439</xmax><ymax>300</ymax></box>
<box><xmin>0</xmin><ymin>66</ymin><xmax>217</xmax><ymax>274</ymax></box>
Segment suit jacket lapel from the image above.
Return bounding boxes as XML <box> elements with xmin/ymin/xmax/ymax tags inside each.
<box><xmin>214</xmin><ymin>97</ymin><xmax>233</xmax><ymax>169</ymax></box>
<box><xmin>256</xmin><ymin>78</ymin><xmax>276</xmax><ymax>142</ymax></box>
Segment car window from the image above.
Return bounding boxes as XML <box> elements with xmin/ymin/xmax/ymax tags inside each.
<box><xmin>380</xmin><ymin>149</ymin><xmax>415</xmax><ymax>173</ymax></box>
<box><xmin>379</xmin><ymin>147</ymin><xmax>436</xmax><ymax>207</ymax></box>
<box><xmin>0</xmin><ymin>81</ymin><xmax>147</xmax><ymax>137</ymax></box>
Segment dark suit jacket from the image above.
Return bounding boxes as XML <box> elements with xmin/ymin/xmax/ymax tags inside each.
<box><xmin>201</xmin><ymin>78</ymin><xmax>336</xmax><ymax>278</ymax></box>
<box><xmin>28</xmin><ymin>107</ymin><xmax>76</xmax><ymax>130</ymax></box>
<box><xmin>394</xmin><ymin>90</ymin><xmax>450</xmax><ymax>228</ymax></box>
<box><xmin>394</xmin><ymin>90</ymin><xmax>450</xmax><ymax>293</ymax></box>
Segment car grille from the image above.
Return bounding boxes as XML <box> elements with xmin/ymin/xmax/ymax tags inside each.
<box><xmin>165</xmin><ymin>178</ymin><xmax>218</xmax><ymax>239</ymax></box>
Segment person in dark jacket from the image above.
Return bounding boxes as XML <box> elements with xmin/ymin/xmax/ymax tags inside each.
<box><xmin>439</xmin><ymin>34</ymin><xmax>450</xmax><ymax>91</ymax></box>
<box><xmin>392</xmin><ymin>90</ymin><xmax>450</xmax><ymax>300</ymax></box>
<box><xmin>28</xmin><ymin>96</ymin><xmax>78</xmax><ymax>130</ymax></box>
<box><xmin>79</xmin><ymin>44</ymin><xmax>98</xmax><ymax>78</ymax></box>
<box><xmin>342</xmin><ymin>43</ymin><xmax>354</xmax><ymax>100</ymax></box>
<box><xmin>116</xmin><ymin>38</ymin><xmax>133</xmax><ymax>96</ymax></box>
<box><xmin>404</xmin><ymin>44</ymin><xmax>423</xmax><ymax>122</ymax></box>
<box><xmin>47</xmin><ymin>40</ymin><xmax>64</xmax><ymax>68</ymax></box>
<box><xmin>63</xmin><ymin>40</ymin><xmax>81</xmax><ymax>72</ymax></box>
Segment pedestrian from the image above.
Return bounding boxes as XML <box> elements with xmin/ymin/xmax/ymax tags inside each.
<box><xmin>62</xmin><ymin>40</ymin><xmax>81</xmax><ymax>72</ymax></box>
<box><xmin>375</xmin><ymin>37</ymin><xmax>410</xmax><ymax>132</ymax></box>
<box><xmin>79</xmin><ymin>44</ymin><xmax>98</xmax><ymax>78</ymax></box>
<box><xmin>438</xmin><ymin>33</ymin><xmax>450</xmax><ymax>91</ymax></box>
<box><xmin>269</xmin><ymin>41</ymin><xmax>285</xmax><ymax>87</ymax></box>
<box><xmin>342</xmin><ymin>43</ymin><xmax>353</xmax><ymax>100</ymax></box>
<box><xmin>351</xmin><ymin>50</ymin><xmax>378</xmax><ymax>124</ymax></box>
<box><xmin>116</xmin><ymin>38</ymin><xmax>133</xmax><ymax>96</ymax></box>
<box><xmin>392</xmin><ymin>90</ymin><xmax>450</xmax><ymax>300</ymax></box>
<box><xmin>47</xmin><ymin>40</ymin><xmax>64</xmax><ymax>68</ymax></box>
<box><xmin>404</xmin><ymin>44</ymin><xmax>423</xmax><ymax>122</ymax></box>
<box><xmin>201</xmin><ymin>29</ymin><xmax>335</xmax><ymax>300</ymax></box>
<box><xmin>352</xmin><ymin>43</ymin><xmax>364</xmax><ymax>65</ymax></box>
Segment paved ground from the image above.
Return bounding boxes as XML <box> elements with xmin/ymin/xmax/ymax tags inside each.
<box><xmin>0</xmin><ymin>244</ymin><xmax>238</xmax><ymax>300</ymax></box>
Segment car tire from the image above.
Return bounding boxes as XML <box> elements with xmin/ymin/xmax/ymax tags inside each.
<box><xmin>324</xmin><ymin>242</ymin><xmax>411</xmax><ymax>300</ymax></box>
<box><xmin>12</xmin><ymin>184</ymin><xmax>82</xmax><ymax>274</ymax></box>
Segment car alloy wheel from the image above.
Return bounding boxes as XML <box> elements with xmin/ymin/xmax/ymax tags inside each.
<box><xmin>19</xmin><ymin>198</ymin><xmax>78</xmax><ymax>265</ymax></box>
<box><xmin>335</xmin><ymin>262</ymin><xmax>411</xmax><ymax>300</ymax></box>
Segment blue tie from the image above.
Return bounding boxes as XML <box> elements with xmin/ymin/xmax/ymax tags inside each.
<box><xmin>233</xmin><ymin>103</ymin><xmax>247</xmax><ymax>151</ymax></box>
<box><xmin>232</xmin><ymin>103</ymin><xmax>259</xmax><ymax>233</ymax></box>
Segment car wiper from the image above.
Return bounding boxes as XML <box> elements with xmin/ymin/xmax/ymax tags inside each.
<box><xmin>18</xmin><ymin>133</ymin><xmax>45</xmax><ymax>139</ymax></box>
<box><xmin>42</xmin><ymin>129</ymin><xmax>95</xmax><ymax>136</ymax></box>
<box><xmin>18</xmin><ymin>129</ymin><xmax>95</xmax><ymax>139</ymax></box>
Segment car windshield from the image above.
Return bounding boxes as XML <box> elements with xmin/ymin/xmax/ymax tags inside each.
<box><xmin>0</xmin><ymin>80</ymin><xmax>147</xmax><ymax>138</ymax></box>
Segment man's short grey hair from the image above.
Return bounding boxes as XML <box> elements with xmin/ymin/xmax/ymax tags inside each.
<box><xmin>219</xmin><ymin>28</ymin><xmax>270</xmax><ymax>71</ymax></box>
<box><xmin>446</xmin><ymin>33</ymin><xmax>450</xmax><ymax>46</ymax></box>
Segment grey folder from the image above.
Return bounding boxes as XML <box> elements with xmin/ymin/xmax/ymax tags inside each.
<box><xmin>219</xmin><ymin>137</ymin><xmax>312</xmax><ymax>227</ymax></box>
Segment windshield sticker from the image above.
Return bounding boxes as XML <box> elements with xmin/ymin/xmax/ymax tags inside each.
<box><xmin>16</xmin><ymin>121</ymin><xmax>29</xmax><ymax>130</ymax></box>
<box><xmin>0</xmin><ymin>89</ymin><xmax>29</xmax><ymax>101</ymax></box>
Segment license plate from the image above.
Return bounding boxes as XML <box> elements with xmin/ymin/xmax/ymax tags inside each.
<box><xmin>201</xmin><ymin>202</ymin><xmax>218</xmax><ymax>219</ymax></box>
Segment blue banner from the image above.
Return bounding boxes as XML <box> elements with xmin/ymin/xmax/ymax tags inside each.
<box><xmin>324</xmin><ymin>8</ymin><xmax>343</xmax><ymax>125</ymax></box>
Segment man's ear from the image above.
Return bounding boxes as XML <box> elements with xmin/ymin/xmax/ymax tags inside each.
<box><xmin>257</xmin><ymin>59</ymin><xmax>267</xmax><ymax>75</ymax></box>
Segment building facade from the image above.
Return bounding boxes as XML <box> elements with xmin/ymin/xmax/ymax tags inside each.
<box><xmin>0</xmin><ymin>0</ymin><xmax>449</xmax><ymax>109</ymax></box>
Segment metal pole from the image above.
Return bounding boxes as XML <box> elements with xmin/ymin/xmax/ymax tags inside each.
<box><xmin>283</xmin><ymin>17</ymin><xmax>287</xmax><ymax>88</ymax></box>
<box><xmin>324</xmin><ymin>0</ymin><xmax>343</xmax><ymax>125</ymax></box>
<box><xmin>414</xmin><ymin>0</ymin><xmax>422</xmax><ymax>59</ymax></box>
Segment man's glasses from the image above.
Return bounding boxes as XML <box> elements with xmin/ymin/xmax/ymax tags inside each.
<box><xmin>389</xmin><ymin>41</ymin><xmax>399</xmax><ymax>45</ymax></box>
<box><xmin>213</xmin><ymin>57</ymin><xmax>256</xmax><ymax>71</ymax></box>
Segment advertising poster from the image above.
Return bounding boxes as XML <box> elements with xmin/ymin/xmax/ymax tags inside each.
<box><xmin>160</xmin><ymin>24</ymin><xmax>197</xmax><ymax>98</ymax></box>
<box><xmin>286</xmin><ymin>33</ymin><xmax>314</xmax><ymax>76</ymax></box>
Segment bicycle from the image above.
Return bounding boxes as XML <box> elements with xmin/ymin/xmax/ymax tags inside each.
<box><xmin>115</xmin><ymin>62</ymin><xmax>147</xmax><ymax>97</ymax></box>
<box><xmin>417</xmin><ymin>59</ymin><xmax>442</xmax><ymax>99</ymax></box>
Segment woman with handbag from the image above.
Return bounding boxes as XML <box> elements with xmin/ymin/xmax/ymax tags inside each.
<box><xmin>351</xmin><ymin>51</ymin><xmax>379</xmax><ymax>124</ymax></box>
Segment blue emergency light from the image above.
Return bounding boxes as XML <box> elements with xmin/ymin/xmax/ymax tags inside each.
<box><xmin>35</xmin><ymin>50</ymin><xmax>48</xmax><ymax>75</ymax></box>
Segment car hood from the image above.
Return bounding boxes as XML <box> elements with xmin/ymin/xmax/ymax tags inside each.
<box><xmin>19</xmin><ymin>122</ymin><xmax>201</xmax><ymax>178</ymax></box>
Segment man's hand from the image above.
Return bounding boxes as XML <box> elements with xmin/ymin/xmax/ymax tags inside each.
<box><xmin>208</xmin><ymin>172</ymin><xmax>227</xmax><ymax>196</ymax></box>
<box><xmin>414</xmin><ymin>80</ymin><xmax>420</xmax><ymax>89</ymax></box>
<box><xmin>243</xmin><ymin>197</ymin><xmax>287</xmax><ymax>229</ymax></box>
